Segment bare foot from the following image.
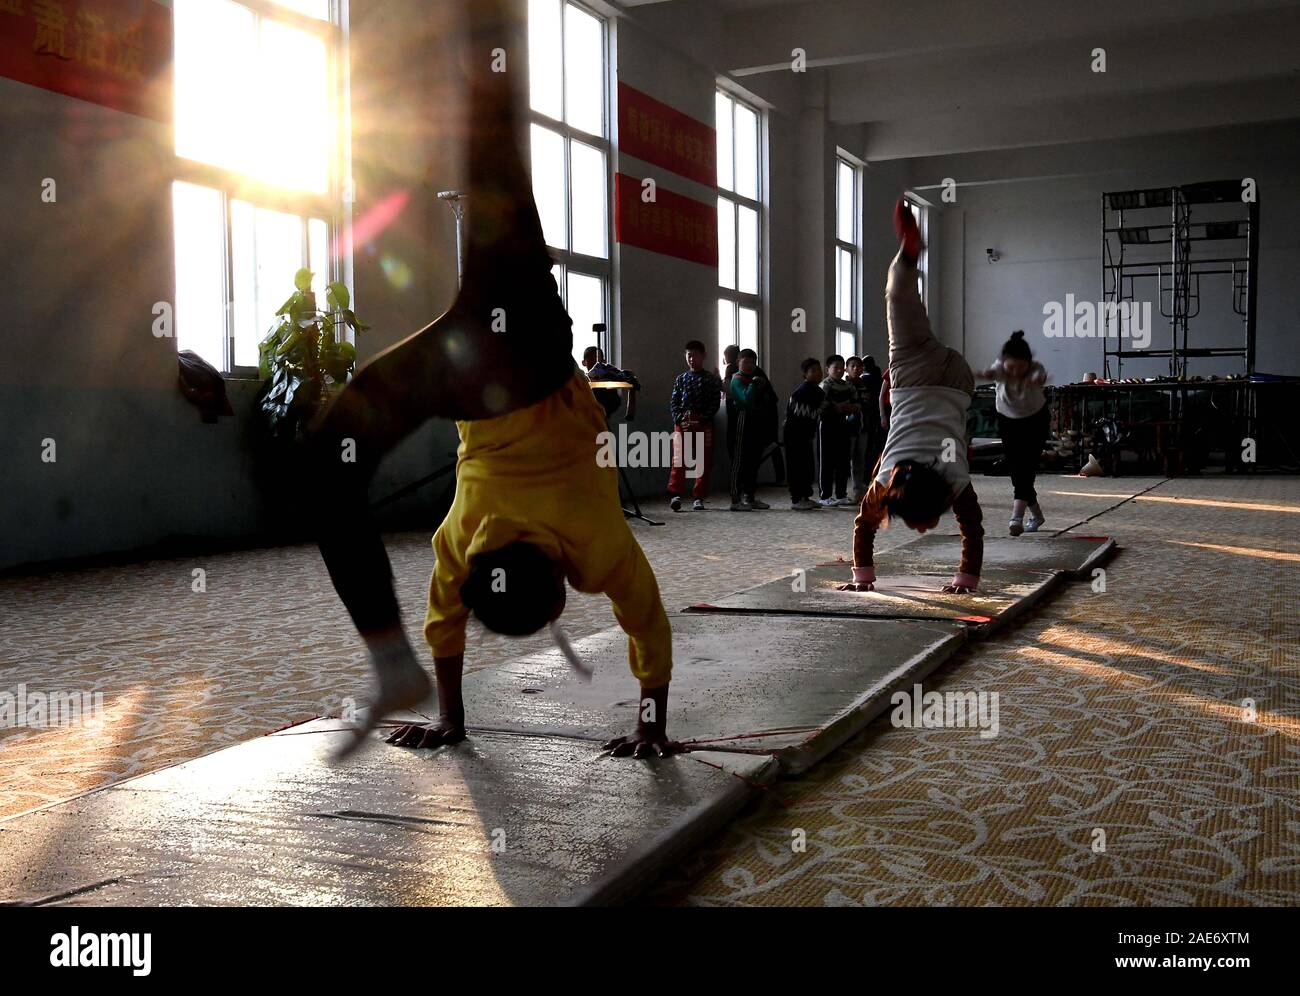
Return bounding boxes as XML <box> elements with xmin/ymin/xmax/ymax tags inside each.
<box><xmin>386</xmin><ymin>719</ymin><xmax>466</xmax><ymax>749</ymax></box>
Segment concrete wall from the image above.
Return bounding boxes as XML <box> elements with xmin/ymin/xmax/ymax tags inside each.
<box><xmin>0</xmin><ymin>0</ymin><xmax>477</xmax><ymax>570</ymax></box>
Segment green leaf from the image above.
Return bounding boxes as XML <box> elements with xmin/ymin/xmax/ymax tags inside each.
<box><xmin>274</xmin><ymin>293</ymin><xmax>298</xmax><ymax>317</ymax></box>
<box><xmin>327</xmin><ymin>281</ymin><xmax>350</xmax><ymax>310</ymax></box>
<box><xmin>294</xmin><ymin>268</ymin><xmax>313</xmax><ymax>292</ymax></box>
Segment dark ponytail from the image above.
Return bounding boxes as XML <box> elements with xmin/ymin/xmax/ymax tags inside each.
<box><xmin>1002</xmin><ymin>330</ymin><xmax>1032</xmax><ymax>362</ymax></box>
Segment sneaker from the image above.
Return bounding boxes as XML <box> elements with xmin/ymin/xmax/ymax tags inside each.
<box><xmin>669</xmin><ymin>496</ymin><xmax>682</xmax><ymax>513</ymax></box>
<box><xmin>818</xmin><ymin>497</ymin><xmax>838</xmax><ymax>507</ymax></box>
<box><xmin>791</xmin><ymin>498</ymin><xmax>818</xmax><ymax>510</ymax></box>
<box><xmin>835</xmin><ymin>496</ymin><xmax>858</xmax><ymax>507</ymax></box>
<box><xmin>1008</xmin><ymin>517</ymin><xmax>1024</xmax><ymax>537</ymax></box>
<box><xmin>1025</xmin><ymin>505</ymin><xmax>1045</xmax><ymax>532</ymax></box>
<box><xmin>692</xmin><ymin>499</ymin><xmax>705</xmax><ymax>511</ymax></box>
<box><xmin>746</xmin><ymin>495</ymin><xmax>771</xmax><ymax>510</ymax></box>
<box><xmin>729</xmin><ymin>500</ymin><xmax>753</xmax><ymax>511</ymax></box>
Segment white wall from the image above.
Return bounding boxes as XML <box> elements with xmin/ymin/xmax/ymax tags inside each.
<box><xmin>901</xmin><ymin>121</ymin><xmax>1300</xmax><ymax>384</ymax></box>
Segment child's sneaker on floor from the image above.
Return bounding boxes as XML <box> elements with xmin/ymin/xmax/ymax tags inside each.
<box><xmin>792</xmin><ymin>498</ymin><xmax>820</xmax><ymax>510</ymax></box>
<box><xmin>746</xmin><ymin>495</ymin><xmax>771</xmax><ymax>509</ymax></box>
<box><xmin>835</xmin><ymin>496</ymin><xmax>857</xmax><ymax>507</ymax></box>
<box><xmin>669</xmin><ymin>496</ymin><xmax>682</xmax><ymax>513</ymax></box>
<box><xmin>729</xmin><ymin>499</ymin><xmax>753</xmax><ymax>511</ymax></box>
<box><xmin>692</xmin><ymin>498</ymin><xmax>705</xmax><ymax>511</ymax></box>
<box><xmin>818</xmin><ymin>497</ymin><xmax>838</xmax><ymax>507</ymax></box>
<box><xmin>1025</xmin><ymin>504</ymin><xmax>1045</xmax><ymax>532</ymax></box>
<box><xmin>1008</xmin><ymin>517</ymin><xmax>1024</xmax><ymax>537</ymax></box>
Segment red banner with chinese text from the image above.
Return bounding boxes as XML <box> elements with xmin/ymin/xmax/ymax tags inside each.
<box><xmin>614</xmin><ymin>172</ymin><xmax>718</xmax><ymax>268</ymax></box>
<box><xmin>617</xmin><ymin>82</ymin><xmax>716</xmax><ymax>187</ymax></box>
<box><xmin>0</xmin><ymin>0</ymin><xmax>171</xmax><ymax>121</ymax></box>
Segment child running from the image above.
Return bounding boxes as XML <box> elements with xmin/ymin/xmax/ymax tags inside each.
<box><xmin>977</xmin><ymin>331</ymin><xmax>1050</xmax><ymax>535</ymax></box>
<box><xmin>842</xmin><ymin>198</ymin><xmax>984</xmax><ymax>594</ymax></box>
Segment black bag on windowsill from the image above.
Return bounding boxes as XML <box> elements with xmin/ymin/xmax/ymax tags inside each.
<box><xmin>178</xmin><ymin>349</ymin><xmax>235</xmax><ymax>423</ymax></box>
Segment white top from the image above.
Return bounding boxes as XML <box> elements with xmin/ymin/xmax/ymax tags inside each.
<box><xmin>875</xmin><ymin>386</ymin><xmax>971</xmax><ymax>495</ymax></box>
<box><xmin>988</xmin><ymin>359</ymin><xmax>1048</xmax><ymax>418</ymax></box>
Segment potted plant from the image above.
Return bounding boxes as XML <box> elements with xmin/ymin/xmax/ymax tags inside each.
<box><xmin>256</xmin><ymin>267</ymin><xmax>369</xmax><ymax>444</ymax></box>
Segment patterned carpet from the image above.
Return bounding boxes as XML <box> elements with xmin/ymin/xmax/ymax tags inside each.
<box><xmin>2</xmin><ymin>475</ymin><xmax>1297</xmax><ymax>906</ymax></box>
<box><xmin>648</xmin><ymin>476</ymin><xmax>1300</xmax><ymax>906</ymax></box>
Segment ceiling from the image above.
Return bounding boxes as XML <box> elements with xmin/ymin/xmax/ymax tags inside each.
<box><xmin>621</xmin><ymin>0</ymin><xmax>1300</xmax><ymax>158</ymax></box>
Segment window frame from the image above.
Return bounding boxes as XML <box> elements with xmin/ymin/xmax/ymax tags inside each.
<box><xmin>528</xmin><ymin>0</ymin><xmax>613</xmax><ymax>364</ymax></box>
<box><xmin>171</xmin><ymin>0</ymin><xmax>346</xmax><ymax>377</ymax></box>
<box><xmin>716</xmin><ymin>88</ymin><xmax>764</xmax><ymax>364</ymax></box>
<box><xmin>905</xmin><ymin>194</ymin><xmax>929</xmax><ymax>308</ymax></box>
<box><xmin>834</xmin><ymin>153</ymin><xmax>862</xmax><ymax>359</ymax></box>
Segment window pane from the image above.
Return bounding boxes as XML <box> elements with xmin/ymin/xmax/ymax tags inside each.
<box><xmin>172</xmin><ymin>182</ymin><xmax>227</xmax><ymax>370</ymax></box>
<box><xmin>837</xmin><ymin>160</ymin><xmax>855</xmax><ymax>243</ymax></box>
<box><xmin>715</xmin><ymin>91</ymin><xmax>733</xmax><ymax>191</ymax></box>
<box><xmin>836</xmin><ymin>246</ymin><xmax>853</xmax><ymax>321</ymax></box>
<box><xmin>176</xmin><ymin>1</ymin><xmax>329</xmax><ymax>192</ymax></box>
<box><xmin>717</xmin><ymin>197</ymin><xmax>736</xmax><ymax>290</ymax></box>
<box><xmin>175</xmin><ymin>0</ymin><xmax>257</xmax><ymax>177</ymax></box>
<box><xmin>837</xmin><ymin>329</ymin><xmax>856</xmax><ymax>360</ymax></box>
<box><xmin>737</xmin><ymin>204</ymin><xmax>758</xmax><ymax>295</ymax></box>
<box><xmin>564</xmin><ymin>3</ymin><xmax>604</xmax><ymax>136</ymax></box>
<box><xmin>737</xmin><ymin>307</ymin><xmax>758</xmax><ymax>356</ymax></box>
<box><xmin>530</xmin><ymin>124</ymin><xmax>567</xmax><ymax>250</ymax></box>
<box><xmin>566</xmin><ymin>271</ymin><xmax>604</xmax><ymax>367</ymax></box>
<box><xmin>529</xmin><ymin>0</ymin><xmax>563</xmax><ymax>120</ymax></box>
<box><xmin>232</xmin><ymin>201</ymin><xmax>305</xmax><ymax>369</ymax></box>
<box><xmin>271</xmin><ymin>0</ymin><xmax>330</xmax><ymax>19</ymax></box>
<box><xmin>734</xmin><ymin>103</ymin><xmax>758</xmax><ymax>200</ymax></box>
<box><xmin>717</xmin><ymin>298</ymin><xmax>735</xmax><ymax>360</ymax></box>
<box><xmin>308</xmin><ymin>218</ymin><xmax>329</xmax><ymax>311</ymax></box>
<box><xmin>569</xmin><ymin>140</ymin><xmax>607</xmax><ymax>258</ymax></box>
<box><xmin>257</xmin><ymin>20</ymin><xmax>330</xmax><ymax>192</ymax></box>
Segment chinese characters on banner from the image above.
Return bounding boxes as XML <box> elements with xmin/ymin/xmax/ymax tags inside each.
<box><xmin>614</xmin><ymin>172</ymin><xmax>718</xmax><ymax>268</ymax></box>
<box><xmin>0</xmin><ymin>0</ymin><xmax>171</xmax><ymax>121</ymax></box>
<box><xmin>617</xmin><ymin>82</ymin><xmax>716</xmax><ymax>187</ymax></box>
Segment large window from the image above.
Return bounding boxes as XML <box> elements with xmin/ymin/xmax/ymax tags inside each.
<box><xmin>716</xmin><ymin>89</ymin><xmax>762</xmax><ymax>363</ymax></box>
<box><xmin>171</xmin><ymin>0</ymin><xmax>342</xmax><ymax>374</ymax></box>
<box><xmin>834</xmin><ymin>155</ymin><xmax>861</xmax><ymax>359</ymax></box>
<box><xmin>529</xmin><ymin>0</ymin><xmax>610</xmax><ymax>365</ymax></box>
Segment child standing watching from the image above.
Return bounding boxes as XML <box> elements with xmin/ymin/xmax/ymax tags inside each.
<box><xmin>977</xmin><ymin>331</ymin><xmax>1049</xmax><ymax>535</ymax></box>
<box><xmin>845</xmin><ymin>355</ymin><xmax>882</xmax><ymax>501</ymax></box>
<box><xmin>668</xmin><ymin>340</ymin><xmax>723</xmax><ymax>512</ymax></box>
<box><xmin>784</xmin><ymin>358</ymin><xmax>825</xmax><ymax>510</ymax></box>
<box><xmin>820</xmin><ymin>355</ymin><xmax>858</xmax><ymax>506</ymax></box>
<box><xmin>727</xmin><ymin>349</ymin><xmax>772</xmax><ymax>511</ymax></box>
<box><xmin>842</xmin><ymin>198</ymin><xmax>984</xmax><ymax>595</ymax></box>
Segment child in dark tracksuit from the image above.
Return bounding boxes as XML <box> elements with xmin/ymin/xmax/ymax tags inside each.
<box><xmin>820</xmin><ymin>355</ymin><xmax>858</xmax><ymax>505</ymax></box>
<box><xmin>784</xmin><ymin>358</ymin><xmax>824</xmax><ymax>509</ymax></box>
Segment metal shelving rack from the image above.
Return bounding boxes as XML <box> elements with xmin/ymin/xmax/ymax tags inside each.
<box><xmin>1101</xmin><ymin>180</ymin><xmax>1258</xmax><ymax>389</ymax></box>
